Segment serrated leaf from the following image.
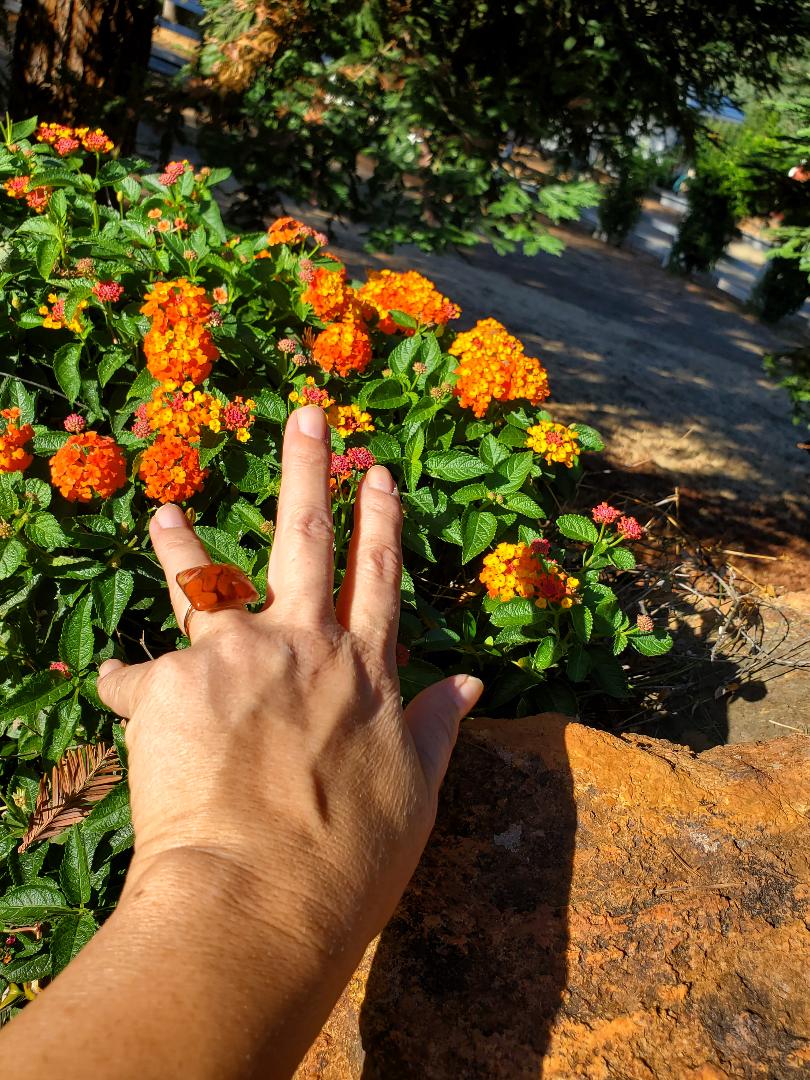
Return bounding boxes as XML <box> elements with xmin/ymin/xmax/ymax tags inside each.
<box><xmin>358</xmin><ymin>379</ymin><xmax>409</xmax><ymax>410</ymax></box>
<box><xmin>387</xmin><ymin>334</ymin><xmax>421</xmax><ymax>374</ymax></box>
<box><xmin>195</xmin><ymin>526</ymin><xmax>255</xmax><ymax>573</ymax></box>
<box><xmin>570</xmin><ymin>423</ymin><xmax>605</xmax><ymax>452</ymax></box>
<box><xmin>222</xmin><ymin>451</ymin><xmax>271</xmax><ymax>493</ymax></box>
<box><xmin>36</xmin><ymin>235</ymin><xmax>61</xmax><ymax>279</ymax></box>
<box><xmin>0</xmin><ymin>671</ymin><xmax>72</xmax><ymax>735</ymax></box>
<box><xmin>51</xmin><ymin>912</ymin><xmax>97</xmax><ymax>975</ymax></box>
<box><xmin>566</xmin><ymin>644</ymin><xmax>591</xmax><ymax>682</ymax></box>
<box><xmin>32</xmin><ymin>427</ymin><xmax>70</xmax><ymax>455</ymax></box>
<box><xmin>461</xmin><ymin>509</ymin><xmax>497</xmax><ymax>564</ymax></box>
<box><xmin>0</xmin><ymin>880</ymin><xmax>69</xmax><ymax>924</ymax></box>
<box><xmin>503</xmin><ymin>492</ymin><xmax>546</xmax><ymax>518</ymax></box>
<box><xmin>533</xmin><ymin>635</ymin><xmax>557</xmax><ymax>670</ymax></box>
<box><xmin>59</xmin><ymin>593</ymin><xmax>94</xmax><ymax>670</ymax></box>
<box><xmin>451</xmin><ymin>483</ymin><xmax>490</xmax><ymax>505</ymax></box>
<box><xmin>556</xmin><ymin>514</ymin><xmax>599</xmax><ymax>544</ymax></box>
<box><xmin>60</xmin><ymin>826</ymin><xmax>91</xmax><ymax>905</ymax></box>
<box><xmin>197</xmin><ymin>431</ymin><xmax>228</xmax><ymax>468</ymax></box>
<box><xmin>0</xmin><ymin>537</ymin><xmax>26</xmax><ymax>579</ymax></box>
<box><xmin>631</xmin><ymin>632</ymin><xmax>674</xmax><ymax>657</ymax></box>
<box><xmin>98</xmin><ymin>347</ymin><xmax>129</xmax><ymax>387</ymax></box>
<box><xmin>424</xmin><ymin>450</ymin><xmax>487</xmax><ymax>483</ymax></box>
<box><xmin>82</xmin><ymin>782</ymin><xmax>130</xmax><ymax>843</ymax></box>
<box><xmin>403</xmin><ymin>427</ymin><xmax>424</xmax><ymax>492</ymax></box>
<box><xmin>479</xmin><ymin>434</ymin><xmax>510</xmax><ymax>468</ymax></box>
<box><xmin>495</xmin><ymin>451</ymin><xmax>533</xmax><ymax>491</ymax></box>
<box><xmin>489</xmin><ymin>598</ymin><xmax>539</xmax><ymax>627</ymax></box>
<box><xmin>92</xmin><ymin>569</ymin><xmax>134</xmax><ymax>635</ymax></box>
<box><xmin>255</xmin><ymin>389</ymin><xmax>287</xmax><ymax>424</ymax></box>
<box><xmin>367</xmin><ymin>432</ymin><xmax>401</xmax><ymax>462</ymax></box>
<box><xmin>53</xmin><ymin>343</ymin><xmax>83</xmax><ymax>403</ymax></box>
<box><xmin>609</xmin><ymin>546</ymin><xmax>636</xmax><ymax>570</ymax></box>
<box><xmin>25</xmin><ymin>511</ymin><xmax>69</xmax><ymax>550</ymax></box>
<box><xmin>571</xmin><ymin>604</ymin><xmax>593</xmax><ymax>643</ymax></box>
<box><xmin>42</xmin><ymin>697</ymin><xmax>82</xmax><ymax>765</ymax></box>
<box><xmin>1</xmin><ymin>950</ymin><xmax>51</xmax><ymax>982</ymax></box>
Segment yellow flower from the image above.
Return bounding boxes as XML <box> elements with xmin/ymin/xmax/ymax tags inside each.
<box><xmin>525</xmin><ymin>421</ymin><xmax>580</xmax><ymax>468</ymax></box>
<box><xmin>326</xmin><ymin>403</ymin><xmax>375</xmax><ymax>438</ymax></box>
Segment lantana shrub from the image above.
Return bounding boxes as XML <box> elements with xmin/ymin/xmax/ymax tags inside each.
<box><xmin>0</xmin><ymin>116</ymin><xmax>672</xmax><ymax>1005</ymax></box>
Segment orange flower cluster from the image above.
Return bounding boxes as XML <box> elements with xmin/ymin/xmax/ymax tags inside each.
<box><xmin>0</xmin><ymin>408</ymin><xmax>34</xmax><ymax>474</ymax></box>
<box><xmin>357</xmin><ymin>270</ymin><xmax>460</xmax><ymax>335</ymax></box>
<box><xmin>141</xmin><ymin>279</ymin><xmax>219</xmax><ymax>384</ymax></box>
<box><xmin>312</xmin><ymin>320</ymin><xmax>372</xmax><ymax>377</ymax></box>
<box><xmin>289</xmin><ymin>376</ymin><xmax>335</xmax><ymax>410</ymax></box>
<box><xmin>144</xmin><ymin>381</ymin><xmax>221</xmax><ymax>440</ymax></box>
<box><xmin>49</xmin><ymin>431</ymin><xmax>127</xmax><ymax>502</ymax></box>
<box><xmin>138</xmin><ymin>434</ymin><xmax>208</xmax><ymax>504</ymax></box>
<box><xmin>258</xmin><ymin>216</ymin><xmax>327</xmax><ymax>251</ymax></box>
<box><xmin>480</xmin><ymin>542</ymin><xmax>579</xmax><ymax>608</ymax></box>
<box><xmin>39</xmin><ymin>293</ymin><xmax>87</xmax><ymax>333</ymax></box>
<box><xmin>3</xmin><ymin>175</ymin><xmax>51</xmax><ymax>212</ymax></box>
<box><xmin>326</xmin><ymin>403</ymin><xmax>375</xmax><ymax>438</ymax></box>
<box><xmin>36</xmin><ymin>123</ymin><xmax>114</xmax><ymax>156</ymax></box>
<box><xmin>449</xmin><ymin>318</ymin><xmax>550</xmax><ymax>418</ymax></box>
<box><xmin>301</xmin><ymin>264</ymin><xmax>363</xmax><ymax>322</ymax></box>
<box><xmin>526</xmin><ymin>421</ymin><xmax>580</xmax><ymax>468</ymax></box>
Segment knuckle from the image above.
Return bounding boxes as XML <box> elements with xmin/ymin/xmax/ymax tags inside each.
<box><xmin>286</xmin><ymin>505</ymin><xmax>334</xmax><ymax>543</ymax></box>
<box><xmin>362</xmin><ymin>541</ymin><xmax>402</xmax><ymax>584</ymax></box>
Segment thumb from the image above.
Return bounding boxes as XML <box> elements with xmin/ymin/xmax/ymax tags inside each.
<box><xmin>403</xmin><ymin>674</ymin><xmax>483</xmax><ymax>796</ymax></box>
<box><xmin>97</xmin><ymin>658</ymin><xmax>149</xmax><ymax>720</ymax></box>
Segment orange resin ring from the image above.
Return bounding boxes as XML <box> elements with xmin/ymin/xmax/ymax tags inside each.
<box><xmin>176</xmin><ymin>563</ymin><xmax>259</xmax><ymax>637</ymax></box>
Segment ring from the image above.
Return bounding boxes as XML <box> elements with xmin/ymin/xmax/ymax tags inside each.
<box><xmin>176</xmin><ymin>563</ymin><xmax>259</xmax><ymax>639</ymax></box>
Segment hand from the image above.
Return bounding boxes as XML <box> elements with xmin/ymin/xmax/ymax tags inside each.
<box><xmin>93</xmin><ymin>404</ymin><xmax>482</xmax><ymax>1072</ymax></box>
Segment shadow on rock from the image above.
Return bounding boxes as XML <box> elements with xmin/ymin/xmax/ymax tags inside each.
<box><xmin>358</xmin><ymin>716</ymin><xmax>575</xmax><ymax>1079</ymax></box>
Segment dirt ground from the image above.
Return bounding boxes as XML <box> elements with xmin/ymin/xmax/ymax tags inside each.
<box><xmin>310</xmin><ymin>213</ymin><xmax>810</xmax><ymax>746</ymax></box>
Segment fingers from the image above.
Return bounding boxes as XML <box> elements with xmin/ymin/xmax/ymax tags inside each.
<box><xmin>265</xmin><ymin>406</ymin><xmax>335</xmax><ymax>625</ymax></box>
<box><xmin>335</xmin><ymin>466</ymin><xmax>402</xmax><ymax>658</ymax></box>
<box><xmin>149</xmin><ymin>503</ymin><xmax>213</xmax><ymax>629</ymax></box>
<box><xmin>97</xmin><ymin>658</ymin><xmax>149</xmax><ymax>720</ymax></box>
<box><xmin>403</xmin><ymin>675</ymin><xmax>483</xmax><ymax>796</ymax></box>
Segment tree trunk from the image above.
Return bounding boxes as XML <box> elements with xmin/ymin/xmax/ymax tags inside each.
<box><xmin>10</xmin><ymin>0</ymin><xmax>160</xmax><ymax>151</ymax></box>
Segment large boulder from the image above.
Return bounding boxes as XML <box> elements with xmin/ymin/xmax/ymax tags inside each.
<box><xmin>297</xmin><ymin>716</ymin><xmax>810</xmax><ymax>1079</ymax></box>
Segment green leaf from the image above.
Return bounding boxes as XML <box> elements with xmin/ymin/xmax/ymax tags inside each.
<box><xmin>358</xmin><ymin>379</ymin><xmax>409</xmax><ymax>410</ymax></box>
<box><xmin>32</xmin><ymin>427</ymin><xmax>70</xmax><ymax>455</ymax></box>
<box><xmin>222</xmin><ymin>451</ymin><xmax>271</xmax><ymax>493</ymax></box>
<box><xmin>53</xmin><ymin>343</ymin><xmax>83</xmax><ymax>403</ymax></box>
<box><xmin>6</xmin><ymin>379</ymin><xmax>35</xmax><ymax>423</ymax></box>
<box><xmin>570</xmin><ymin>423</ymin><xmax>605</xmax><ymax>452</ymax></box>
<box><xmin>387</xmin><ymin>334</ymin><xmax>421</xmax><ymax>374</ymax></box>
<box><xmin>195</xmin><ymin>526</ymin><xmax>255</xmax><ymax>573</ymax></box>
<box><xmin>495</xmin><ymin>452</ymin><xmax>533</xmax><ymax>491</ymax></box>
<box><xmin>461</xmin><ymin>510</ymin><xmax>497</xmax><ymax>564</ymax></box>
<box><xmin>43</xmin><ymin>697</ymin><xmax>81</xmax><ymax>764</ymax></box>
<box><xmin>25</xmin><ymin>511</ymin><xmax>69</xmax><ymax>550</ymax></box>
<box><xmin>367</xmin><ymin>432</ymin><xmax>401</xmax><ymax>462</ymax></box>
<box><xmin>479</xmin><ymin>434</ymin><xmax>510</xmax><ymax>468</ymax></box>
<box><xmin>51</xmin><ymin>912</ymin><xmax>97</xmax><ymax>976</ymax></box>
<box><xmin>423</xmin><ymin>450</ymin><xmax>487</xmax><ymax>483</ymax></box>
<box><xmin>224</xmin><ymin>500</ymin><xmax>271</xmax><ymax>540</ymax></box>
<box><xmin>254</xmin><ymin>389</ymin><xmax>287</xmax><ymax>424</ymax></box>
<box><xmin>566</xmin><ymin>645</ymin><xmax>591</xmax><ymax>682</ymax></box>
<box><xmin>489</xmin><ymin>598</ymin><xmax>539</xmax><ymax>627</ymax></box>
<box><xmin>59</xmin><ymin>593</ymin><xmax>94</xmax><ymax>670</ymax></box>
<box><xmin>126</xmin><ymin>367</ymin><xmax>157</xmax><ymax>402</ymax></box>
<box><xmin>60</xmin><ymin>826</ymin><xmax>91</xmax><ymax>905</ymax></box>
<box><xmin>387</xmin><ymin>309</ymin><xmax>418</xmax><ymax>331</ymax></box>
<box><xmin>98</xmin><ymin>347</ymin><xmax>130</xmax><ymax>387</ymax></box>
<box><xmin>197</xmin><ymin>431</ymin><xmax>228</xmax><ymax>468</ymax></box>
<box><xmin>502</xmin><ymin>492</ymin><xmax>546</xmax><ymax>518</ymax></box>
<box><xmin>556</xmin><ymin>514</ymin><xmax>599</xmax><ymax>544</ymax></box>
<box><xmin>631</xmin><ymin>631</ymin><xmax>674</xmax><ymax>657</ymax></box>
<box><xmin>403</xmin><ymin>427</ymin><xmax>424</xmax><ymax>492</ymax></box>
<box><xmin>571</xmin><ymin>604</ymin><xmax>593</xmax><ymax>643</ymax></box>
<box><xmin>533</xmin><ymin>635</ymin><xmax>557</xmax><ymax>670</ymax></box>
<box><xmin>92</xmin><ymin>569</ymin><xmax>134</xmax><ymax>635</ymax></box>
<box><xmin>10</xmin><ymin>117</ymin><xmax>38</xmax><ymax>140</ymax></box>
<box><xmin>451</xmin><ymin>483</ymin><xmax>490</xmax><ymax>505</ymax></box>
<box><xmin>36</xmin><ymin>236</ymin><xmax>61</xmax><ymax>279</ymax></box>
<box><xmin>608</xmin><ymin>547</ymin><xmax>636</xmax><ymax>570</ymax></box>
<box><xmin>83</xmin><ymin>783</ymin><xmax>130</xmax><ymax>843</ymax></box>
<box><xmin>0</xmin><ymin>880</ymin><xmax>70</xmax><ymax>924</ymax></box>
<box><xmin>0</xmin><ymin>537</ymin><xmax>26</xmax><ymax>579</ymax></box>
<box><xmin>0</xmin><ymin>672</ymin><xmax>72</xmax><ymax>734</ymax></box>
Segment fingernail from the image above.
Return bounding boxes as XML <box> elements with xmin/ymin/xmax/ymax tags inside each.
<box><xmin>154</xmin><ymin>503</ymin><xmax>187</xmax><ymax>529</ymax></box>
<box><xmin>366</xmin><ymin>465</ymin><xmax>397</xmax><ymax>493</ymax></box>
<box><xmin>99</xmin><ymin>659</ymin><xmax>123</xmax><ymax>680</ymax></box>
<box><xmin>295</xmin><ymin>405</ymin><xmax>327</xmax><ymax>440</ymax></box>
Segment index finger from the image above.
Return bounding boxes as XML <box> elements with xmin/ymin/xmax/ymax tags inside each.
<box><xmin>265</xmin><ymin>406</ymin><xmax>336</xmax><ymax>625</ymax></box>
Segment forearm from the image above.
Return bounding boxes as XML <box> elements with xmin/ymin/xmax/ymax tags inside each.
<box><xmin>0</xmin><ymin>850</ymin><xmax>359</xmax><ymax>1080</ymax></box>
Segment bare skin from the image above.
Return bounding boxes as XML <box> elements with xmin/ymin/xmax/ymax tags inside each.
<box><xmin>0</xmin><ymin>404</ymin><xmax>482</xmax><ymax>1078</ymax></box>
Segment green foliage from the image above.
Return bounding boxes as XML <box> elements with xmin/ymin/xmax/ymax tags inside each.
<box><xmin>193</xmin><ymin>0</ymin><xmax>810</xmax><ymax>254</ymax></box>
<box><xmin>597</xmin><ymin>152</ymin><xmax>659</xmax><ymax>246</ymax></box>
<box><xmin>668</xmin><ymin>135</ymin><xmax>743</xmax><ymax>273</ymax></box>
<box><xmin>763</xmin><ymin>346</ymin><xmax>810</xmax><ymax>430</ymax></box>
<box><xmin>0</xmin><ymin>114</ymin><xmax>673</xmax><ymax>1003</ymax></box>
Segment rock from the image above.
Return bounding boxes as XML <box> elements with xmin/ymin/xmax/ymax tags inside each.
<box><xmin>297</xmin><ymin>716</ymin><xmax>810</xmax><ymax>1080</ymax></box>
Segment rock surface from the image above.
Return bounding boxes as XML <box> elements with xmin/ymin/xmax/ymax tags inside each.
<box><xmin>297</xmin><ymin>716</ymin><xmax>810</xmax><ymax>1079</ymax></box>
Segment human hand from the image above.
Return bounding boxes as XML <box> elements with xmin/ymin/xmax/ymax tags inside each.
<box><xmin>95</xmin><ymin>404</ymin><xmax>482</xmax><ymax>1064</ymax></box>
